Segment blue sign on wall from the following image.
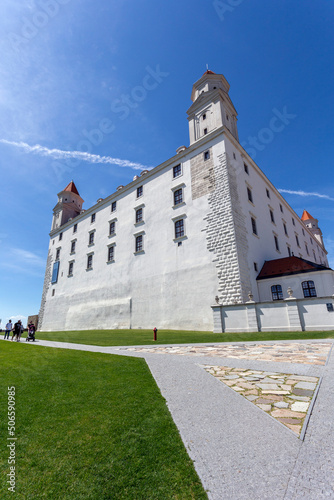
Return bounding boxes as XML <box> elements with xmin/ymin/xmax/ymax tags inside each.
<box><xmin>51</xmin><ymin>261</ymin><xmax>60</xmax><ymax>284</ymax></box>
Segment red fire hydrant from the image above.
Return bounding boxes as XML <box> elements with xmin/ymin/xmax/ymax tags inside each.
<box><xmin>153</xmin><ymin>327</ymin><xmax>157</xmax><ymax>341</ymax></box>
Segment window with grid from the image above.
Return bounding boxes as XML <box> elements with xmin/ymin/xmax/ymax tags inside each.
<box><xmin>302</xmin><ymin>281</ymin><xmax>317</xmax><ymax>298</ymax></box>
<box><xmin>173</xmin><ymin>164</ymin><xmax>181</xmax><ymax>178</ymax></box>
<box><xmin>271</xmin><ymin>285</ymin><xmax>283</xmax><ymax>301</ymax></box>
<box><xmin>270</xmin><ymin>210</ymin><xmax>275</xmax><ymax>224</ymax></box>
<box><xmin>73</xmin><ymin>224</ymin><xmax>77</xmax><ymax>233</ymax></box>
<box><xmin>135</xmin><ymin>235</ymin><xmax>143</xmax><ymax>252</ymax></box>
<box><xmin>136</xmin><ymin>208</ymin><xmax>143</xmax><ymax>223</ymax></box>
<box><xmin>175</xmin><ymin>219</ymin><xmax>184</xmax><ymax>239</ymax></box>
<box><xmin>68</xmin><ymin>262</ymin><xmax>73</xmax><ymax>276</ymax></box>
<box><xmin>247</xmin><ymin>187</ymin><xmax>253</xmax><ymax>203</ymax></box>
<box><xmin>174</xmin><ymin>188</ymin><xmax>183</xmax><ymax>206</ymax></box>
<box><xmin>89</xmin><ymin>232</ymin><xmax>94</xmax><ymax>245</ymax></box>
<box><xmin>283</xmin><ymin>223</ymin><xmax>288</xmax><ymax>236</ymax></box>
<box><xmin>59</xmin><ymin>232</ymin><xmax>63</xmax><ymax>241</ymax></box>
<box><xmin>274</xmin><ymin>235</ymin><xmax>280</xmax><ymax>251</ymax></box>
<box><xmin>107</xmin><ymin>246</ymin><xmax>114</xmax><ymax>262</ymax></box>
<box><xmin>71</xmin><ymin>241</ymin><xmax>76</xmax><ymax>253</ymax></box>
<box><xmin>111</xmin><ymin>201</ymin><xmax>117</xmax><ymax>212</ymax></box>
<box><xmin>137</xmin><ymin>186</ymin><xmax>143</xmax><ymax>198</ymax></box>
<box><xmin>91</xmin><ymin>213</ymin><xmax>96</xmax><ymax>223</ymax></box>
<box><xmin>87</xmin><ymin>255</ymin><xmax>93</xmax><ymax>269</ymax></box>
<box><xmin>109</xmin><ymin>221</ymin><xmax>115</xmax><ymax>235</ymax></box>
<box><xmin>56</xmin><ymin>248</ymin><xmax>60</xmax><ymax>260</ymax></box>
<box><xmin>251</xmin><ymin>217</ymin><xmax>257</xmax><ymax>235</ymax></box>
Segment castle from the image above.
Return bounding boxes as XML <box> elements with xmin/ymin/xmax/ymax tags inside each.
<box><xmin>39</xmin><ymin>70</ymin><xmax>334</xmax><ymax>332</ymax></box>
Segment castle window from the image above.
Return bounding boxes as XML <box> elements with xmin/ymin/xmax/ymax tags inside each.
<box><xmin>226</xmin><ymin>114</ymin><xmax>229</xmax><ymax>121</ymax></box>
<box><xmin>271</xmin><ymin>285</ymin><xmax>283</xmax><ymax>301</ymax></box>
<box><xmin>136</xmin><ymin>208</ymin><xmax>143</xmax><ymax>223</ymax></box>
<box><xmin>73</xmin><ymin>224</ymin><xmax>77</xmax><ymax>233</ymax></box>
<box><xmin>137</xmin><ymin>186</ymin><xmax>143</xmax><ymax>198</ymax></box>
<box><xmin>59</xmin><ymin>232</ymin><xmax>63</xmax><ymax>241</ymax></box>
<box><xmin>107</xmin><ymin>245</ymin><xmax>114</xmax><ymax>262</ymax></box>
<box><xmin>87</xmin><ymin>254</ymin><xmax>93</xmax><ymax>270</ymax></box>
<box><xmin>56</xmin><ymin>248</ymin><xmax>60</xmax><ymax>261</ymax></box>
<box><xmin>174</xmin><ymin>188</ymin><xmax>183</xmax><ymax>206</ymax></box>
<box><xmin>287</xmin><ymin>245</ymin><xmax>291</xmax><ymax>256</ymax></box>
<box><xmin>204</xmin><ymin>151</ymin><xmax>210</xmax><ymax>161</ymax></box>
<box><xmin>89</xmin><ymin>231</ymin><xmax>95</xmax><ymax>245</ymax></box>
<box><xmin>244</xmin><ymin>163</ymin><xmax>249</xmax><ymax>175</ymax></box>
<box><xmin>302</xmin><ymin>228</ymin><xmax>305</xmax><ymax>236</ymax></box>
<box><xmin>51</xmin><ymin>261</ymin><xmax>60</xmax><ymax>284</ymax></box>
<box><xmin>91</xmin><ymin>213</ymin><xmax>96</xmax><ymax>223</ymax></box>
<box><xmin>70</xmin><ymin>241</ymin><xmax>76</xmax><ymax>254</ymax></box>
<box><xmin>274</xmin><ymin>235</ymin><xmax>280</xmax><ymax>252</ymax></box>
<box><xmin>135</xmin><ymin>235</ymin><xmax>143</xmax><ymax>253</ymax></box>
<box><xmin>292</xmin><ymin>217</ymin><xmax>295</xmax><ymax>226</ymax></box>
<box><xmin>202</xmin><ymin>113</ymin><xmax>206</xmax><ymax>120</ymax></box>
<box><xmin>310</xmin><ymin>238</ymin><xmax>313</xmax><ymax>245</ymax></box>
<box><xmin>251</xmin><ymin>217</ymin><xmax>257</xmax><ymax>236</ymax></box>
<box><xmin>270</xmin><ymin>210</ymin><xmax>275</xmax><ymax>224</ymax></box>
<box><xmin>295</xmin><ymin>234</ymin><xmax>300</xmax><ymax>247</ymax></box>
<box><xmin>173</xmin><ymin>164</ymin><xmax>181</xmax><ymax>178</ymax></box>
<box><xmin>254</xmin><ymin>262</ymin><xmax>258</xmax><ymax>272</ymax></box>
<box><xmin>302</xmin><ymin>280</ymin><xmax>317</xmax><ymax>298</ymax></box>
<box><xmin>305</xmin><ymin>243</ymin><xmax>309</xmax><ymax>255</ymax></box>
<box><xmin>68</xmin><ymin>262</ymin><xmax>74</xmax><ymax>276</ymax></box>
<box><xmin>111</xmin><ymin>201</ymin><xmax>117</xmax><ymax>212</ymax></box>
<box><xmin>280</xmin><ymin>204</ymin><xmax>283</xmax><ymax>213</ymax></box>
<box><xmin>247</xmin><ymin>187</ymin><xmax>253</xmax><ymax>203</ymax></box>
<box><xmin>109</xmin><ymin>221</ymin><xmax>116</xmax><ymax>235</ymax></box>
<box><xmin>266</xmin><ymin>189</ymin><xmax>270</xmax><ymax>199</ymax></box>
<box><xmin>204</xmin><ymin>128</ymin><xmax>208</xmax><ymax>135</ymax></box>
<box><xmin>175</xmin><ymin>219</ymin><xmax>184</xmax><ymax>239</ymax></box>
<box><xmin>52</xmin><ymin>289</ymin><xmax>55</xmax><ymax>297</ymax></box>
<box><xmin>283</xmin><ymin>223</ymin><xmax>288</xmax><ymax>236</ymax></box>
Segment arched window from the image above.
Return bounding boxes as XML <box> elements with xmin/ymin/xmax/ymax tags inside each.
<box><xmin>302</xmin><ymin>281</ymin><xmax>317</xmax><ymax>298</ymax></box>
<box><xmin>271</xmin><ymin>284</ymin><xmax>283</xmax><ymax>301</ymax></box>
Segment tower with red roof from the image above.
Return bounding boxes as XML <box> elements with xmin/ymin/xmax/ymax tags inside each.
<box><xmin>51</xmin><ymin>181</ymin><xmax>84</xmax><ymax>231</ymax></box>
<box><xmin>301</xmin><ymin>209</ymin><xmax>324</xmax><ymax>246</ymax></box>
<box><xmin>187</xmin><ymin>70</ymin><xmax>239</xmax><ymax>145</ymax></box>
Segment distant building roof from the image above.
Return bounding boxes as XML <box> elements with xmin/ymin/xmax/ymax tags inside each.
<box><xmin>257</xmin><ymin>256</ymin><xmax>331</xmax><ymax>280</ymax></box>
<box><xmin>63</xmin><ymin>181</ymin><xmax>80</xmax><ymax>196</ymax></box>
<box><xmin>301</xmin><ymin>210</ymin><xmax>314</xmax><ymax>221</ymax></box>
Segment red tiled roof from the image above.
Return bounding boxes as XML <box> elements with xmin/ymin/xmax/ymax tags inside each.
<box><xmin>257</xmin><ymin>256</ymin><xmax>330</xmax><ymax>280</ymax></box>
<box><xmin>63</xmin><ymin>181</ymin><xmax>80</xmax><ymax>196</ymax></box>
<box><xmin>301</xmin><ymin>210</ymin><xmax>314</xmax><ymax>221</ymax></box>
<box><xmin>202</xmin><ymin>70</ymin><xmax>216</xmax><ymax>76</ymax></box>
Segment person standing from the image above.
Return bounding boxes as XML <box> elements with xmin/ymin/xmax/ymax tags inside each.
<box><xmin>4</xmin><ymin>320</ymin><xmax>12</xmax><ymax>339</ymax></box>
<box><xmin>11</xmin><ymin>320</ymin><xmax>21</xmax><ymax>342</ymax></box>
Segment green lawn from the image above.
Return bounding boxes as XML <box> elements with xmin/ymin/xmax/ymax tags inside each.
<box><xmin>0</xmin><ymin>343</ymin><xmax>207</xmax><ymax>499</ymax></box>
<box><xmin>32</xmin><ymin>328</ymin><xmax>334</xmax><ymax>346</ymax></box>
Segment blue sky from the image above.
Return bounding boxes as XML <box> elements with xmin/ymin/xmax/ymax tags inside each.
<box><xmin>1</xmin><ymin>0</ymin><xmax>334</xmax><ymax>327</ymax></box>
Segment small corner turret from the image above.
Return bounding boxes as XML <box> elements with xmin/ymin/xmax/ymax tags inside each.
<box><xmin>301</xmin><ymin>209</ymin><xmax>324</xmax><ymax>247</ymax></box>
<box><xmin>187</xmin><ymin>70</ymin><xmax>239</xmax><ymax>145</ymax></box>
<box><xmin>51</xmin><ymin>181</ymin><xmax>84</xmax><ymax>231</ymax></box>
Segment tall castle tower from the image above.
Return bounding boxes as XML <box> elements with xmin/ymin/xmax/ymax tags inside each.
<box><xmin>51</xmin><ymin>181</ymin><xmax>84</xmax><ymax>231</ymax></box>
<box><xmin>301</xmin><ymin>210</ymin><xmax>324</xmax><ymax>247</ymax></box>
<box><xmin>187</xmin><ymin>70</ymin><xmax>239</xmax><ymax>145</ymax></box>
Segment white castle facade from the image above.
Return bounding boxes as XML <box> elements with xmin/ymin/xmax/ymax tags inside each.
<box><xmin>39</xmin><ymin>71</ymin><xmax>334</xmax><ymax>332</ymax></box>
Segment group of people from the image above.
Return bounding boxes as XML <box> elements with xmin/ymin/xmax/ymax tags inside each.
<box><xmin>4</xmin><ymin>320</ymin><xmax>36</xmax><ymax>342</ymax></box>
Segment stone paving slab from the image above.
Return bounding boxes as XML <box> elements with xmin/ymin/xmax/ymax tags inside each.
<box><xmin>202</xmin><ymin>365</ymin><xmax>320</xmax><ymax>436</ymax></box>
<box><xmin>125</xmin><ymin>342</ymin><xmax>331</xmax><ymax>365</ymax></box>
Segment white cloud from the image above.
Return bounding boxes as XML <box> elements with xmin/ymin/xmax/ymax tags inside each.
<box><xmin>0</xmin><ymin>139</ymin><xmax>152</xmax><ymax>171</ymax></box>
<box><xmin>12</xmin><ymin>249</ymin><xmax>45</xmax><ymax>267</ymax></box>
<box><xmin>279</xmin><ymin>189</ymin><xmax>334</xmax><ymax>202</ymax></box>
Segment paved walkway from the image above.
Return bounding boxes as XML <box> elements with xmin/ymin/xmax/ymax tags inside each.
<box><xmin>5</xmin><ymin>338</ymin><xmax>334</xmax><ymax>499</ymax></box>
